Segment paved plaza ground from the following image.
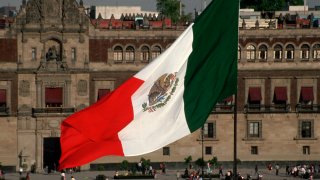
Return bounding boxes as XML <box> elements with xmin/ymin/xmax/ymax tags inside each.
<box><xmin>2</xmin><ymin>168</ymin><xmax>320</xmax><ymax>180</ymax></box>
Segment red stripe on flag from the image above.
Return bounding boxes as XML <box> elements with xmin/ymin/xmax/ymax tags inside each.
<box><xmin>59</xmin><ymin>77</ymin><xmax>144</xmax><ymax>169</ymax></box>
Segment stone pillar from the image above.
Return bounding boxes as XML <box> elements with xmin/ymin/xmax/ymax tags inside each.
<box><xmin>35</xmin><ymin>80</ymin><xmax>42</xmax><ymax>107</ymax></box>
<box><xmin>65</xmin><ymin>80</ymin><xmax>71</xmax><ymax>107</ymax></box>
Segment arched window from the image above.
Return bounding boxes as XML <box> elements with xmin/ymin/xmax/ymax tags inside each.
<box><xmin>141</xmin><ymin>46</ymin><xmax>150</xmax><ymax>62</ymax></box>
<box><xmin>113</xmin><ymin>46</ymin><xmax>123</xmax><ymax>62</ymax></box>
<box><xmin>125</xmin><ymin>46</ymin><xmax>135</xmax><ymax>62</ymax></box>
<box><xmin>238</xmin><ymin>46</ymin><xmax>241</xmax><ymax>60</ymax></box>
<box><xmin>246</xmin><ymin>44</ymin><xmax>256</xmax><ymax>60</ymax></box>
<box><xmin>258</xmin><ymin>45</ymin><xmax>268</xmax><ymax>60</ymax></box>
<box><xmin>273</xmin><ymin>44</ymin><xmax>282</xmax><ymax>60</ymax></box>
<box><xmin>285</xmin><ymin>44</ymin><xmax>294</xmax><ymax>60</ymax></box>
<box><xmin>300</xmin><ymin>44</ymin><xmax>310</xmax><ymax>60</ymax></box>
<box><xmin>151</xmin><ymin>46</ymin><xmax>161</xmax><ymax>59</ymax></box>
<box><xmin>312</xmin><ymin>44</ymin><xmax>320</xmax><ymax>59</ymax></box>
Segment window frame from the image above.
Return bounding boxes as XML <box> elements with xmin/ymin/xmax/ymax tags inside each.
<box><xmin>31</xmin><ymin>47</ymin><xmax>37</xmax><ymax>61</ymax></box>
<box><xmin>205</xmin><ymin>146</ymin><xmax>212</xmax><ymax>155</ymax></box>
<box><xmin>246</xmin><ymin>44</ymin><xmax>256</xmax><ymax>61</ymax></box>
<box><xmin>71</xmin><ymin>47</ymin><xmax>77</xmax><ymax>62</ymax></box>
<box><xmin>303</xmin><ymin>146</ymin><xmax>310</xmax><ymax>155</ymax></box>
<box><xmin>247</xmin><ymin>120</ymin><xmax>262</xmax><ymax>139</ymax></box>
<box><xmin>258</xmin><ymin>45</ymin><xmax>267</xmax><ymax>60</ymax></box>
<box><xmin>113</xmin><ymin>46</ymin><xmax>123</xmax><ymax>62</ymax></box>
<box><xmin>300</xmin><ymin>44</ymin><xmax>310</xmax><ymax>60</ymax></box>
<box><xmin>163</xmin><ymin>147</ymin><xmax>170</xmax><ymax>156</ymax></box>
<box><xmin>125</xmin><ymin>46</ymin><xmax>135</xmax><ymax>62</ymax></box>
<box><xmin>312</xmin><ymin>44</ymin><xmax>320</xmax><ymax>59</ymax></box>
<box><xmin>273</xmin><ymin>44</ymin><xmax>282</xmax><ymax>60</ymax></box>
<box><xmin>298</xmin><ymin>120</ymin><xmax>314</xmax><ymax>139</ymax></box>
<box><xmin>251</xmin><ymin>146</ymin><xmax>258</xmax><ymax>155</ymax></box>
<box><xmin>203</xmin><ymin>121</ymin><xmax>216</xmax><ymax>139</ymax></box>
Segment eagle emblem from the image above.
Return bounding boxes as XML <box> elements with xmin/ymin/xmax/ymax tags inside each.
<box><xmin>142</xmin><ymin>73</ymin><xmax>179</xmax><ymax>112</ymax></box>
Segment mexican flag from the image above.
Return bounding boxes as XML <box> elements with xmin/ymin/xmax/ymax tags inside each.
<box><xmin>59</xmin><ymin>0</ymin><xmax>238</xmax><ymax>169</ymax></box>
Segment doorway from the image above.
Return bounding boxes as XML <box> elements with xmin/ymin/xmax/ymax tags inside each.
<box><xmin>43</xmin><ymin>137</ymin><xmax>61</xmax><ymax>173</ymax></box>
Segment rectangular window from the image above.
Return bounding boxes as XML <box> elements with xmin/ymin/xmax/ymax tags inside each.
<box><xmin>163</xmin><ymin>147</ymin><xmax>170</xmax><ymax>156</ymax></box>
<box><xmin>0</xmin><ymin>89</ymin><xmax>7</xmax><ymax>107</ymax></box>
<box><xmin>45</xmin><ymin>88</ymin><xmax>63</xmax><ymax>107</ymax></box>
<box><xmin>301</xmin><ymin>121</ymin><xmax>312</xmax><ymax>138</ymax></box>
<box><xmin>97</xmin><ymin>89</ymin><xmax>111</xmax><ymax>101</ymax></box>
<box><xmin>248</xmin><ymin>87</ymin><xmax>262</xmax><ymax>108</ymax></box>
<box><xmin>205</xmin><ymin>146</ymin><xmax>212</xmax><ymax>155</ymax></box>
<box><xmin>32</xmin><ymin>48</ymin><xmax>37</xmax><ymax>60</ymax></box>
<box><xmin>251</xmin><ymin>146</ymin><xmax>258</xmax><ymax>155</ymax></box>
<box><xmin>303</xmin><ymin>146</ymin><xmax>310</xmax><ymax>155</ymax></box>
<box><xmin>248</xmin><ymin>121</ymin><xmax>262</xmax><ymax>138</ymax></box>
<box><xmin>299</xmin><ymin>87</ymin><xmax>314</xmax><ymax>104</ymax></box>
<box><xmin>204</xmin><ymin>122</ymin><xmax>216</xmax><ymax>138</ymax></box>
<box><xmin>71</xmin><ymin>48</ymin><xmax>76</xmax><ymax>61</ymax></box>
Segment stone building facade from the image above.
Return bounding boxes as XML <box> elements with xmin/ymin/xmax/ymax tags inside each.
<box><xmin>0</xmin><ymin>0</ymin><xmax>319</xmax><ymax>172</ymax></box>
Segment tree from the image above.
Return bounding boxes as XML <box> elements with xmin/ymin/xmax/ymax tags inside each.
<box><xmin>156</xmin><ymin>0</ymin><xmax>181</xmax><ymax>23</ymax></box>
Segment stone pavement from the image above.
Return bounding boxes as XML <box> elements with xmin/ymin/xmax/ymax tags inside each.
<box><xmin>2</xmin><ymin>168</ymin><xmax>319</xmax><ymax>180</ymax></box>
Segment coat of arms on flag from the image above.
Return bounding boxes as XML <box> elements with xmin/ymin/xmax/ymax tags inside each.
<box><xmin>142</xmin><ymin>73</ymin><xmax>179</xmax><ymax>112</ymax></box>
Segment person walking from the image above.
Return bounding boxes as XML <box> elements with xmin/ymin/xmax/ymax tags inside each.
<box><xmin>255</xmin><ymin>165</ymin><xmax>258</xmax><ymax>175</ymax></box>
<box><xmin>275</xmin><ymin>164</ymin><xmax>280</xmax><ymax>176</ymax></box>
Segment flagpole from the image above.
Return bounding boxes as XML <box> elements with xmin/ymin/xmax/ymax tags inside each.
<box><xmin>233</xmin><ymin>92</ymin><xmax>238</xmax><ymax>179</ymax></box>
<box><xmin>234</xmin><ymin>1</ymin><xmax>240</xmax><ymax>178</ymax></box>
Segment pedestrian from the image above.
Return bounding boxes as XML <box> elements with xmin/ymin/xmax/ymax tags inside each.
<box><xmin>275</xmin><ymin>164</ymin><xmax>279</xmax><ymax>175</ymax></box>
<box><xmin>255</xmin><ymin>165</ymin><xmax>258</xmax><ymax>175</ymax></box>
<box><xmin>219</xmin><ymin>166</ymin><xmax>224</xmax><ymax>177</ymax></box>
<box><xmin>176</xmin><ymin>170</ymin><xmax>180</xmax><ymax>179</ymax></box>
<box><xmin>26</xmin><ymin>172</ymin><xmax>30</xmax><ymax>180</ymax></box>
<box><xmin>19</xmin><ymin>167</ymin><xmax>23</xmax><ymax>176</ymax></box>
<box><xmin>61</xmin><ymin>171</ymin><xmax>66</xmax><ymax>180</ymax></box>
<box><xmin>71</xmin><ymin>175</ymin><xmax>75</xmax><ymax>180</ymax></box>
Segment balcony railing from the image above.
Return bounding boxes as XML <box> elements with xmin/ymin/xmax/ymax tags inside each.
<box><xmin>296</xmin><ymin>104</ymin><xmax>320</xmax><ymax>113</ymax></box>
<box><xmin>212</xmin><ymin>104</ymin><xmax>235</xmax><ymax>114</ymax></box>
<box><xmin>244</xmin><ymin>104</ymin><xmax>290</xmax><ymax>113</ymax></box>
<box><xmin>0</xmin><ymin>107</ymin><xmax>9</xmax><ymax>116</ymax></box>
<box><xmin>32</xmin><ymin>107</ymin><xmax>76</xmax><ymax>117</ymax></box>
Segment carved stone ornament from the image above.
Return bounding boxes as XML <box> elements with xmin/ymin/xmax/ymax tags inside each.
<box><xmin>19</xmin><ymin>80</ymin><xmax>30</xmax><ymax>97</ymax></box>
<box><xmin>77</xmin><ymin>80</ymin><xmax>88</xmax><ymax>96</ymax></box>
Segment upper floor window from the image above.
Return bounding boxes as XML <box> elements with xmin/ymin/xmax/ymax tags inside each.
<box><xmin>300</xmin><ymin>44</ymin><xmax>310</xmax><ymax>60</ymax></box>
<box><xmin>246</xmin><ymin>45</ymin><xmax>256</xmax><ymax>60</ymax></box>
<box><xmin>273</xmin><ymin>87</ymin><xmax>287</xmax><ymax>105</ymax></box>
<box><xmin>273</xmin><ymin>44</ymin><xmax>282</xmax><ymax>60</ymax></box>
<box><xmin>248</xmin><ymin>121</ymin><xmax>262</xmax><ymax>138</ymax></box>
<box><xmin>203</xmin><ymin>122</ymin><xmax>216</xmax><ymax>139</ymax></box>
<box><xmin>141</xmin><ymin>46</ymin><xmax>150</xmax><ymax>62</ymax></box>
<box><xmin>125</xmin><ymin>46</ymin><xmax>135</xmax><ymax>62</ymax></box>
<box><xmin>312</xmin><ymin>44</ymin><xmax>320</xmax><ymax>59</ymax></box>
<box><xmin>113</xmin><ymin>46</ymin><xmax>123</xmax><ymax>62</ymax></box>
<box><xmin>45</xmin><ymin>88</ymin><xmax>63</xmax><ymax>107</ymax></box>
<box><xmin>248</xmin><ymin>87</ymin><xmax>262</xmax><ymax>106</ymax></box>
<box><xmin>97</xmin><ymin>89</ymin><xmax>110</xmax><ymax>101</ymax></box>
<box><xmin>0</xmin><ymin>89</ymin><xmax>7</xmax><ymax>108</ymax></box>
<box><xmin>71</xmin><ymin>48</ymin><xmax>76</xmax><ymax>62</ymax></box>
<box><xmin>298</xmin><ymin>120</ymin><xmax>314</xmax><ymax>138</ymax></box>
<box><xmin>32</xmin><ymin>48</ymin><xmax>37</xmax><ymax>60</ymax></box>
<box><xmin>258</xmin><ymin>45</ymin><xmax>267</xmax><ymax>60</ymax></box>
<box><xmin>151</xmin><ymin>46</ymin><xmax>161</xmax><ymax>59</ymax></box>
<box><xmin>299</xmin><ymin>86</ymin><xmax>314</xmax><ymax>105</ymax></box>
<box><xmin>285</xmin><ymin>44</ymin><xmax>294</xmax><ymax>60</ymax></box>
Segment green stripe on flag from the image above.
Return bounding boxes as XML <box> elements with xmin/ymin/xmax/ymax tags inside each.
<box><xmin>184</xmin><ymin>0</ymin><xmax>239</xmax><ymax>132</ymax></box>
